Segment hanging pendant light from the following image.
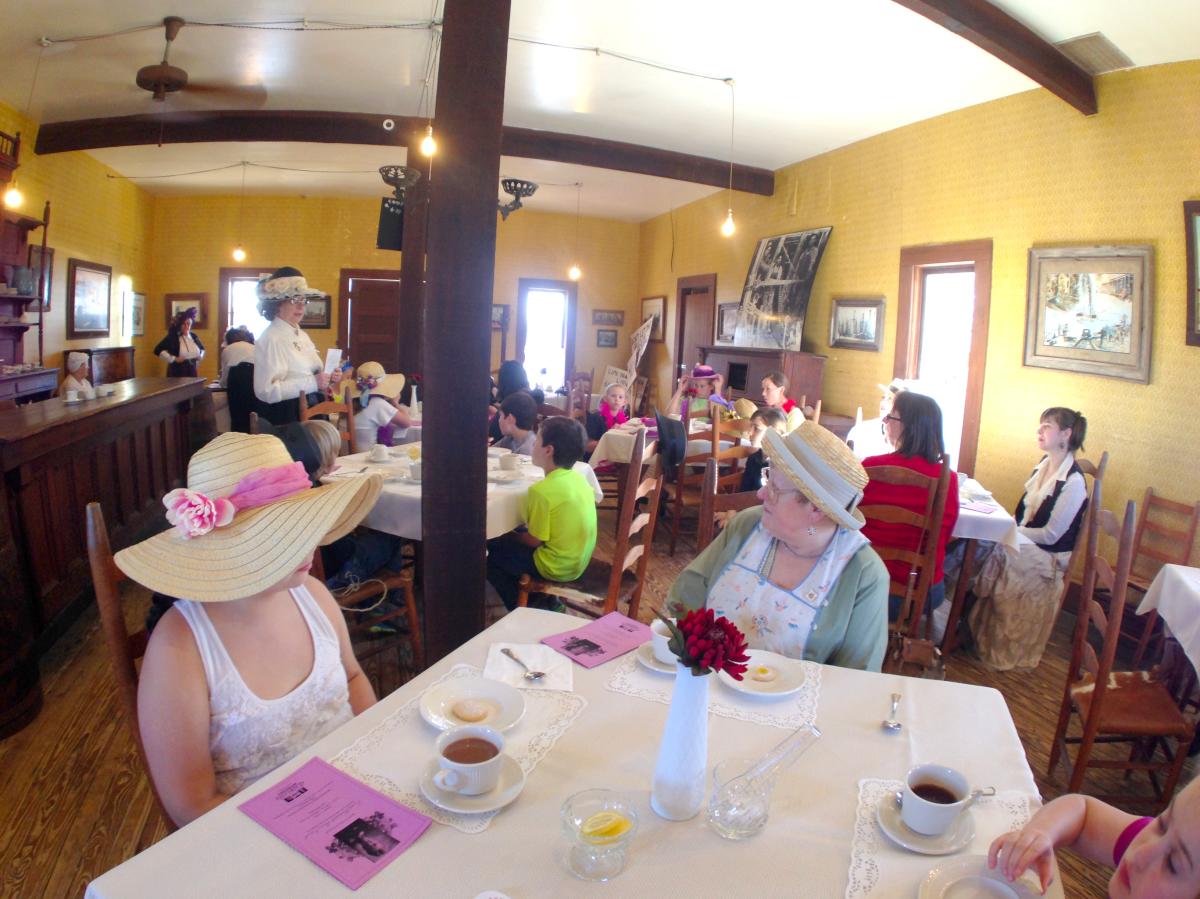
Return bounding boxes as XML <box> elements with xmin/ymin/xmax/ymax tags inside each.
<box><xmin>419</xmin><ymin>123</ymin><xmax>437</xmax><ymax>157</ymax></box>
<box><xmin>5</xmin><ymin>48</ymin><xmax>45</xmax><ymax>212</ymax></box>
<box><xmin>231</xmin><ymin>161</ymin><xmax>248</xmax><ymax>262</ymax></box>
<box><xmin>568</xmin><ymin>182</ymin><xmax>582</xmax><ymax>281</ymax></box>
<box><xmin>721</xmin><ymin>78</ymin><xmax>736</xmax><ymax>238</ymax></box>
<box><xmin>3</xmin><ymin>182</ymin><xmax>24</xmax><ymax>210</ymax></box>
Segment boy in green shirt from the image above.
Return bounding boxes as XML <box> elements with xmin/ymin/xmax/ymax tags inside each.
<box><xmin>486</xmin><ymin>416</ymin><xmax>597</xmax><ymax>610</ymax></box>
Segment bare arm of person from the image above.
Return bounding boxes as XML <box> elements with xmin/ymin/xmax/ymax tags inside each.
<box><xmin>390</xmin><ymin>402</ymin><xmax>412</xmax><ymax>428</ymax></box>
<box><xmin>137</xmin><ymin>608</ymin><xmax>232</xmax><ymax>826</ymax></box>
<box><xmin>306</xmin><ymin>576</ymin><xmax>378</xmax><ymax>714</ymax></box>
<box><xmin>667</xmin><ymin>377</ymin><xmax>687</xmax><ymax>416</ymax></box>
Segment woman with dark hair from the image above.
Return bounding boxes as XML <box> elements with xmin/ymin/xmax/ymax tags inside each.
<box><xmin>154</xmin><ymin>307</ymin><xmax>205</xmax><ymax>377</ymax></box>
<box><xmin>860</xmin><ymin>391</ymin><xmax>959</xmax><ymax>621</ymax></box>
<box><xmin>955</xmin><ymin>406</ymin><xmax>1090</xmax><ymax>670</ymax></box>
<box><xmin>760</xmin><ymin>370</ymin><xmax>804</xmax><ymax>432</ymax></box>
<box><xmin>489</xmin><ymin>360</ymin><xmax>543</xmax><ymax>443</ymax></box>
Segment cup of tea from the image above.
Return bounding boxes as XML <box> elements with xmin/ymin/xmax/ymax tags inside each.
<box><xmin>368</xmin><ymin>444</ymin><xmax>390</xmax><ymax>463</ymax></box>
<box><xmin>900</xmin><ymin>764</ymin><xmax>971</xmax><ymax>835</ymax></box>
<box><xmin>499</xmin><ymin>454</ymin><xmax>519</xmax><ymax>472</ymax></box>
<box><xmin>409</xmin><ymin>461</ymin><xmax>422</xmax><ymax>482</ymax></box>
<box><xmin>64</xmin><ymin>389</ymin><xmax>79</xmax><ymax>403</ymax></box>
<box><xmin>433</xmin><ymin>725</ymin><xmax>505</xmax><ymax>795</ymax></box>
<box><xmin>650</xmin><ymin>618</ymin><xmax>676</xmax><ymax>665</ymax></box>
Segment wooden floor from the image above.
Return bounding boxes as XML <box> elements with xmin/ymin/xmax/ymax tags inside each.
<box><xmin>1</xmin><ymin>512</ymin><xmax>1192</xmax><ymax>897</ymax></box>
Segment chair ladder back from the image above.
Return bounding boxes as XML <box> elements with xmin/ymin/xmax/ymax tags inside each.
<box><xmin>1125</xmin><ymin>486</ymin><xmax>1199</xmax><ymax>665</ymax></box>
<box><xmin>809</xmin><ymin>399</ymin><xmax>822</xmax><ymax>425</ymax></box>
<box><xmin>602</xmin><ymin>429</ymin><xmax>648</xmax><ymax>614</ymax></box>
<box><xmin>625</xmin><ymin>458</ymin><xmax>665</xmax><ymax>620</ymax></box>
<box><xmin>1063</xmin><ymin>473</ymin><xmax>1106</xmax><ymax>685</ymax></box>
<box><xmin>300</xmin><ymin>385</ymin><xmax>357</xmax><ymax>455</ymax></box>
<box><xmin>698</xmin><ymin>458</ymin><xmax>765</xmax><ymax>552</ymax></box>
<box><xmin>1056</xmin><ymin>452</ymin><xmax>1108</xmax><ymax>615</ymax></box>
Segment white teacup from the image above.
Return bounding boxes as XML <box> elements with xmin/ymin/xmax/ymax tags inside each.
<box><xmin>900</xmin><ymin>764</ymin><xmax>972</xmax><ymax>835</ymax></box>
<box><xmin>433</xmin><ymin>725</ymin><xmax>505</xmax><ymax>795</ymax></box>
<box><xmin>650</xmin><ymin>618</ymin><xmax>676</xmax><ymax>665</ymax></box>
<box><xmin>498</xmin><ymin>454</ymin><xmax>519</xmax><ymax>471</ymax></box>
<box><xmin>409</xmin><ymin>461</ymin><xmax>422</xmax><ymax>482</ymax></box>
<box><xmin>368</xmin><ymin>444</ymin><xmax>390</xmax><ymax>463</ymax></box>
<box><xmin>83</xmin><ymin>388</ymin><xmax>97</xmax><ymax>400</ymax></box>
<box><xmin>64</xmin><ymin>389</ymin><xmax>79</xmax><ymax>402</ymax></box>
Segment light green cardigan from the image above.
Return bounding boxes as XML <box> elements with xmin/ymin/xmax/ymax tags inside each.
<box><xmin>666</xmin><ymin>507</ymin><xmax>890</xmax><ymax>672</ymax></box>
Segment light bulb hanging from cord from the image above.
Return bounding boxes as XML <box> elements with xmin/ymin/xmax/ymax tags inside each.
<box><xmin>5</xmin><ymin>46</ymin><xmax>45</xmax><ymax>211</ymax></box>
<box><xmin>568</xmin><ymin>182</ymin><xmax>582</xmax><ymax>281</ymax></box>
<box><xmin>721</xmin><ymin>78</ymin><xmax>736</xmax><ymax>238</ymax></box>
<box><xmin>3</xmin><ymin>183</ymin><xmax>23</xmax><ymax>210</ymax></box>
<box><xmin>231</xmin><ymin>161</ymin><xmax>248</xmax><ymax>261</ymax></box>
<box><xmin>419</xmin><ymin>123</ymin><xmax>437</xmax><ymax>157</ymax></box>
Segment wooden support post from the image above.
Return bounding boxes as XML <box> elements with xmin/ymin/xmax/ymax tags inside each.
<box><xmin>421</xmin><ymin>0</ymin><xmax>511</xmax><ymax>661</ymax></box>
<box><xmin>398</xmin><ymin>165</ymin><xmax>429</xmax><ymax>379</ymax></box>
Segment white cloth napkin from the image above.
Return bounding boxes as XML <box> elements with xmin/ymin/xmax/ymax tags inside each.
<box><xmin>483</xmin><ymin>642</ymin><xmax>574</xmax><ymax>691</ymax></box>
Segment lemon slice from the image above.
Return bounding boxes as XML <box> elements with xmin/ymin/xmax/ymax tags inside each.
<box><xmin>580</xmin><ymin>810</ymin><xmax>632</xmax><ymax>843</ymax></box>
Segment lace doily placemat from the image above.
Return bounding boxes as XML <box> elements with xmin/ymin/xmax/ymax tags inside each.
<box><xmin>332</xmin><ymin>664</ymin><xmax>587</xmax><ymax>834</ymax></box>
<box><xmin>604</xmin><ymin>652</ymin><xmax>821</xmax><ymax>730</ymax></box>
<box><xmin>844</xmin><ymin>778</ymin><xmax>1036</xmax><ymax>899</ymax></box>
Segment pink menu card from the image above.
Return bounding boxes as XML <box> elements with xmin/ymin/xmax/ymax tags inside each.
<box><xmin>239</xmin><ymin>757</ymin><xmax>430</xmax><ymax>890</ymax></box>
<box><xmin>542</xmin><ymin>611</ymin><xmax>651</xmax><ymax>669</ymax></box>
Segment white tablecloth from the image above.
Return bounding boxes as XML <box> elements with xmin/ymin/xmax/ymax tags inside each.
<box><xmin>323</xmin><ymin>448</ymin><xmax>602</xmax><ymax>540</ymax></box>
<box><xmin>1138</xmin><ymin>564</ymin><xmax>1200</xmax><ymax>674</ymax></box>
<box><xmin>87</xmin><ymin>609</ymin><xmax>1039</xmax><ymax>899</ymax></box>
<box><xmin>953</xmin><ymin>499</ymin><xmax>1025</xmax><ymax>554</ymax></box>
<box><xmin>545</xmin><ymin>394</ymin><xmax>601</xmax><ymax>412</ymax></box>
<box><xmin>590</xmin><ymin>419</ymin><xmax>739</xmax><ymax>470</ymax></box>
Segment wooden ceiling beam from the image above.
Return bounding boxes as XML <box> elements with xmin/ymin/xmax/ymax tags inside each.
<box><xmin>33</xmin><ymin>110</ymin><xmax>774</xmax><ymax>196</ymax></box>
<box><xmin>889</xmin><ymin>0</ymin><xmax>1096</xmax><ymax>115</ymax></box>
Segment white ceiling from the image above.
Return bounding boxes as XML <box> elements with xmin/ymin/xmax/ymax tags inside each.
<box><xmin>0</xmin><ymin>0</ymin><xmax>1197</xmax><ymax>222</ymax></box>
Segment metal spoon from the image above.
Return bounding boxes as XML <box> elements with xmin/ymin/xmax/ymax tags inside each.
<box><xmin>882</xmin><ymin>693</ymin><xmax>902</xmax><ymax>733</ymax></box>
<box><xmin>501</xmin><ymin>647</ymin><xmax>545</xmax><ymax>681</ymax></box>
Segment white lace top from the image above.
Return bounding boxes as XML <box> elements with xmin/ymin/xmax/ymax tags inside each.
<box><xmin>174</xmin><ymin>585</ymin><xmax>354</xmax><ymax>796</ymax></box>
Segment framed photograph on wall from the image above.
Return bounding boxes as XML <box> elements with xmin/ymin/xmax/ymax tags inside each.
<box><xmin>716</xmin><ymin>302</ymin><xmax>739</xmax><ymax>342</ymax></box>
<box><xmin>829</xmin><ymin>297</ymin><xmax>885</xmax><ymax>351</ymax></box>
<box><xmin>640</xmin><ymin>295</ymin><xmax>665</xmax><ymax>342</ymax></box>
<box><xmin>592</xmin><ymin>309</ymin><xmax>625</xmax><ymax>326</ymax></box>
<box><xmin>1023</xmin><ymin>245</ymin><xmax>1153</xmax><ymax>383</ymax></box>
<box><xmin>66</xmin><ymin>258</ymin><xmax>112</xmax><ymax>338</ymax></box>
<box><xmin>491</xmin><ymin>304</ymin><xmax>509</xmax><ymax>326</ymax></box>
<box><xmin>130</xmin><ymin>291</ymin><xmax>146</xmax><ymax>336</ymax></box>
<box><xmin>300</xmin><ymin>295</ymin><xmax>331</xmax><ymax>329</ymax></box>
<box><xmin>165</xmin><ymin>292</ymin><xmax>208</xmax><ymax>328</ymax></box>
<box><xmin>27</xmin><ymin>245</ymin><xmax>53</xmax><ymax>312</ymax></box>
<box><xmin>596</xmin><ymin>328</ymin><xmax>618</xmax><ymax>348</ymax></box>
<box><xmin>1186</xmin><ymin>201</ymin><xmax>1200</xmax><ymax>346</ymax></box>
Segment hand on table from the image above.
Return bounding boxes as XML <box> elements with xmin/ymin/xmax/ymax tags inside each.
<box><xmin>988</xmin><ymin>826</ymin><xmax>1055</xmax><ymax>894</ymax></box>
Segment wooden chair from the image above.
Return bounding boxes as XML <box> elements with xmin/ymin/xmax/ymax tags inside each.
<box><xmin>665</xmin><ymin>408</ymin><xmax>753</xmax><ymax>555</ymax></box>
<box><xmin>697</xmin><ymin>457</ymin><xmax>763</xmax><ymax>552</ymax></box>
<box><xmin>569</xmin><ymin>370</ymin><xmax>594</xmax><ymax>419</ymax></box>
<box><xmin>248</xmin><ymin>410</ymin><xmax>261</xmax><ymax>434</ymax></box>
<box><xmin>1054</xmin><ymin>452</ymin><xmax>1109</xmax><ymax>620</ymax></box>
<box><xmin>517</xmin><ymin>430</ymin><xmax>662</xmax><ymax>619</ymax></box>
<box><xmin>1124</xmin><ymin>488</ymin><xmax>1200</xmax><ymax>667</ymax></box>
<box><xmin>859</xmin><ymin>454</ymin><xmax>951</xmax><ymax>642</ymax></box>
<box><xmin>85</xmin><ymin>502</ymin><xmax>178</xmax><ymax>833</ymax></box>
<box><xmin>299</xmin><ymin>385</ymin><xmax>356</xmax><ymax>455</ymax></box>
<box><xmin>808</xmin><ymin>399</ymin><xmax>822</xmax><ymax>426</ymax></box>
<box><xmin>1048</xmin><ymin>497</ymin><xmax>1195</xmax><ymax>810</ymax></box>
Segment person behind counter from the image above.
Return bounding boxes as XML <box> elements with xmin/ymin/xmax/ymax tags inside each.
<box><xmin>61</xmin><ymin>352</ymin><xmax>93</xmax><ymax>394</ymax></box>
<box><xmin>154</xmin><ymin>307</ymin><xmax>205</xmax><ymax>377</ymax></box>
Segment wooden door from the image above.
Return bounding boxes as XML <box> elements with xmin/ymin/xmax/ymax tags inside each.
<box><xmin>673</xmin><ymin>273</ymin><xmax>718</xmax><ymax>381</ymax></box>
<box><xmin>337</xmin><ymin>269</ymin><xmax>402</xmax><ymax>372</ymax></box>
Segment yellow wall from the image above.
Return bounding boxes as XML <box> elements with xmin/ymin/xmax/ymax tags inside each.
<box><xmin>0</xmin><ymin>103</ymin><xmax>153</xmax><ymax>379</ymax></box>
<box><xmin>638</xmin><ymin>60</ymin><xmax>1200</xmax><ymax>525</ymax></box>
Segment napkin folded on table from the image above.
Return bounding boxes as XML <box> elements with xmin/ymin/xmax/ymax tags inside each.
<box><xmin>483</xmin><ymin>642</ymin><xmax>574</xmax><ymax>691</ymax></box>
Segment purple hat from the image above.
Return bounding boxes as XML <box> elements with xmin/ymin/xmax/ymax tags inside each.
<box><xmin>690</xmin><ymin>364</ymin><xmax>721</xmax><ymax>381</ymax></box>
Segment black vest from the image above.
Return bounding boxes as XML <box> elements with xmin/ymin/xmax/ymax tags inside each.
<box><xmin>1014</xmin><ymin>461</ymin><xmax>1086</xmax><ymax>554</ymax></box>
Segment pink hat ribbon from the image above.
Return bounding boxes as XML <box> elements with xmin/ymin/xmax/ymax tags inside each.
<box><xmin>163</xmin><ymin>461</ymin><xmax>311</xmax><ymax>539</ymax></box>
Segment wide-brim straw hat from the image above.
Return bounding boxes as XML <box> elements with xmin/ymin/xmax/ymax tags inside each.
<box><xmin>115</xmin><ymin>433</ymin><xmax>381</xmax><ymax>602</ymax></box>
<box><xmin>349</xmin><ymin>361</ymin><xmax>406</xmax><ymax>400</ymax></box>
<box><xmin>732</xmin><ymin>398</ymin><xmax>759</xmax><ymax>421</ymax></box>
<box><xmin>762</xmin><ymin>421</ymin><xmax>869</xmax><ymax>530</ymax></box>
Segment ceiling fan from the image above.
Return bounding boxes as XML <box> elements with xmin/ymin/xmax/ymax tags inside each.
<box><xmin>135</xmin><ymin>16</ymin><xmax>266</xmax><ymax>106</ymax></box>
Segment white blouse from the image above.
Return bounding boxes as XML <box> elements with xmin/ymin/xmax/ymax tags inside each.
<box><xmin>253</xmin><ymin>317</ymin><xmax>322</xmax><ymax>404</ymax></box>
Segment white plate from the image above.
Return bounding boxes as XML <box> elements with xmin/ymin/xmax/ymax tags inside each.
<box><xmin>876</xmin><ymin>792</ymin><xmax>974</xmax><ymax>855</ymax></box>
<box><xmin>635</xmin><ymin>642</ymin><xmax>675</xmax><ymax>675</ymax></box>
<box><xmin>62</xmin><ymin>398</ymin><xmax>82</xmax><ymax>404</ymax></box>
<box><xmin>920</xmin><ymin>855</ymin><xmax>1049</xmax><ymax>899</ymax></box>
<box><xmin>419</xmin><ymin>755</ymin><xmax>526</xmax><ymax>814</ymax></box>
<box><xmin>717</xmin><ymin>649</ymin><xmax>805</xmax><ymax>697</ymax></box>
<box><xmin>419</xmin><ymin>676</ymin><xmax>526</xmax><ymax>732</ymax></box>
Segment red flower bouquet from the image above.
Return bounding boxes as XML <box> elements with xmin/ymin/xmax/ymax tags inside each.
<box><xmin>657</xmin><ymin>608</ymin><xmax>750</xmax><ymax>680</ymax></box>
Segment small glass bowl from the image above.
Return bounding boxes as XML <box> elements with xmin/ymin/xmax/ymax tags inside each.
<box><xmin>560</xmin><ymin>788</ymin><xmax>639</xmax><ymax>882</ymax></box>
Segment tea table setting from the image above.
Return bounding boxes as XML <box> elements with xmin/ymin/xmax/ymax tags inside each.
<box><xmin>86</xmin><ymin>607</ymin><xmax>1056</xmax><ymax>899</ymax></box>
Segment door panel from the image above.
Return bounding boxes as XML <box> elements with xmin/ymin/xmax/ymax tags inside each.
<box><xmin>348</xmin><ymin>277</ymin><xmax>401</xmax><ymax>371</ymax></box>
<box><xmin>673</xmin><ymin>274</ymin><xmax>718</xmax><ymax>383</ymax></box>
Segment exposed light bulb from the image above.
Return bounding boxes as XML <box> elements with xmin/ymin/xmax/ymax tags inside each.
<box><xmin>568</xmin><ymin>264</ymin><xmax>582</xmax><ymax>281</ymax></box>
<box><xmin>420</xmin><ymin>124</ymin><xmax>437</xmax><ymax>157</ymax></box>
<box><xmin>721</xmin><ymin>209</ymin><xmax>736</xmax><ymax>237</ymax></box>
<box><xmin>231</xmin><ymin>245</ymin><xmax>247</xmax><ymax>262</ymax></box>
<box><xmin>3</xmin><ymin>183</ymin><xmax>24</xmax><ymax>210</ymax></box>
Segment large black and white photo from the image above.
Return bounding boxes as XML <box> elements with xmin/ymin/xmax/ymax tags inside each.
<box><xmin>734</xmin><ymin>227</ymin><xmax>832</xmax><ymax>350</ymax></box>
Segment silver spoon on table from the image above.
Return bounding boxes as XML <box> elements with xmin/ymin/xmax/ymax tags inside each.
<box><xmin>501</xmin><ymin>647</ymin><xmax>546</xmax><ymax>681</ymax></box>
<box><xmin>882</xmin><ymin>693</ymin><xmax>902</xmax><ymax>733</ymax></box>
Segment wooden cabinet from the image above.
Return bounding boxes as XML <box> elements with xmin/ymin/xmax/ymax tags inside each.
<box><xmin>62</xmin><ymin>346</ymin><xmax>135</xmax><ymax>385</ymax></box>
<box><xmin>698</xmin><ymin>345</ymin><xmax>826</xmax><ymax>407</ymax></box>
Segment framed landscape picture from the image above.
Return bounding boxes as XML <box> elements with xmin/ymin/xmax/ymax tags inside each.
<box><xmin>1186</xmin><ymin>201</ymin><xmax>1200</xmax><ymax>346</ymax></box>
<box><xmin>66</xmin><ymin>258</ymin><xmax>112</xmax><ymax>338</ymax></box>
<box><xmin>596</xmin><ymin>328</ymin><xmax>618</xmax><ymax>348</ymax></box>
<box><xmin>829</xmin><ymin>297</ymin><xmax>884</xmax><ymax>351</ymax></box>
<box><xmin>640</xmin><ymin>295</ymin><xmax>665</xmax><ymax>342</ymax></box>
<box><xmin>165</xmin><ymin>292</ymin><xmax>208</xmax><ymax>328</ymax></box>
<box><xmin>592</xmin><ymin>309</ymin><xmax>625</xmax><ymax>326</ymax></box>
<box><xmin>716</xmin><ymin>302</ymin><xmax>739</xmax><ymax>342</ymax></box>
<box><xmin>300</xmin><ymin>295</ymin><xmax>331</xmax><ymax>329</ymax></box>
<box><xmin>1023</xmin><ymin>245</ymin><xmax>1153</xmax><ymax>383</ymax></box>
<box><xmin>130</xmin><ymin>291</ymin><xmax>146</xmax><ymax>336</ymax></box>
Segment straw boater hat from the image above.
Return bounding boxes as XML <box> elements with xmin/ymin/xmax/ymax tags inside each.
<box><xmin>349</xmin><ymin>361</ymin><xmax>406</xmax><ymax>401</ymax></box>
<box><xmin>762</xmin><ymin>421</ymin><xmax>869</xmax><ymax>531</ymax></box>
<box><xmin>732</xmin><ymin>397</ymin><xmax>759</xmax><ymax>421</ymax></box>
<box><xmin>115</xmin><ymin>432</ymin><xmax>381</xmax><ymax>602</ymax></box>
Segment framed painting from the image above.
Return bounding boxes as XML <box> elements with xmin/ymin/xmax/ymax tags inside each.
<box><xmin>27</xmin><ymin>245</ymin><xmax>53</xmax><ymax>312</ymax></box>
<box><xmin>130</xmin><ymin>291</ymin><xmax>146</xmax><ymax>336</ymax></box>
<box><xmin>1186</xmin><ymin>201</ymin><xmax>1200</xmax><ymax>346</ymax></box>
<box><xmin>596</xmin><ymin>328</ymin><xmax>618</xmax><ymax>348</ymax></box>
<box><xmin>1023</xmin><ymin>245</ymin><xmax>1153</xmax><ymax>383</ymax></box>
<box><xmin>716</xmin><ymin>302</ymin><xmax>739</xmax><ymax>342</ymax></box>
<box><xmin>829</xmin><ymin>297</ymin><xmax>884</xmax><ymax>351</ymax></box>
<box><xmin>640</xmin><ymin>295</ymin><xmax>665</xmax><ymax>343</ymax></box>
<box><xmin>592</xmin><ymin>309</ymin><xmax>625</xmax><ymax>326</ymax></box>
<box><xmin>66</xmin><ymin>258</ymin><xmax>112</xmax><ymax>338</ymax></box>
<box><xmin>300</xmin><ymin>295</ymin><xmax>331</xmax><ymax>329</ymax></box>
<box><xmin>165</xmin><ymin>292</ymin><xmax>208</xmax><ymax>328</ymax></box>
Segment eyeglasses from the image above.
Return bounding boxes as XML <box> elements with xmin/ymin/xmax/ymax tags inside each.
<box><xmin>883</xmin><ymin>414</ymin><xmax>902</xmax><ymax>424</ymax></box>
<box><xmin>763</xmin><ymin>475</ymin><xmax>800</xmax><ymax>504</ymax></box>
<box><xmin>284</xmin><ymin>297</ymin><xmax>309</xmax><ymax>307</ymax></box>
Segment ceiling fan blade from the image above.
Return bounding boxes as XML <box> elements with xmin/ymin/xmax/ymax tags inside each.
<box><xmin>183</xmin><ymin>82</ymin><xmax>269</xmax><ymax>108</ymax></box>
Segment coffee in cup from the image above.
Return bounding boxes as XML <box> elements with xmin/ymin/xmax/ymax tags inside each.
<box><xmin>433</xmin><ymin>725</ymin><xmax>505</xmax><ymax>795</ymax></box>
<box><xmin>650</xmin><ymin>618</ymin><xmax>676</xmax><ymax>665</ymax></box>
<box><xmin>368</xmin><ymin>444</ymin><xmax>390</xmax><ymax>462</ymax></box>
<box><xmin>499</xmin><ymin>454</ymin><xmax>519</xmax><ymax>471</ymax></box>
<box><xmin>900</xmin><ymin>764</ymin><xmax>970</xmax><ymax>835</ymax></box>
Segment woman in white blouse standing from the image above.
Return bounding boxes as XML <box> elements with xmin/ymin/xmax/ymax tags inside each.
<box><xmin>154</xmin><ymin>306</ymin><xmax>205</xmax><ymax>377</ymax></box>
<box><xmin>252</xmin><ymin>267</ymin><xmax>342</xmax><ymax>425</ymax></box>
<box><xmin>955</xmin><ymin>407</ymin><xmax>1089</xmax><ymax>670</ymax></box>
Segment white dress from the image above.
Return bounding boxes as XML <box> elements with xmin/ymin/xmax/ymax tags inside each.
<box><xmin>173</xmin><ymin>585</ymin><xmax>353</xmax><ymax>795</ymax></box>
<box><xmin>253</xmin><ymin>317</ymin><xmax>323</xmax><ymax>404</ymax></box>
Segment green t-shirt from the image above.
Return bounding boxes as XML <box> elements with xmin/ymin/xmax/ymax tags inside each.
<box><xmin>524</xmin><ymin>467</ymin><xmax>597</xmax><ymax>582</ymax></box>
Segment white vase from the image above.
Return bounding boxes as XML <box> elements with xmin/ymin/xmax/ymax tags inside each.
<box><xmin>651</xmin><ymin>662</ymin><xmax>711</xmax><ymax>820</ymax></box>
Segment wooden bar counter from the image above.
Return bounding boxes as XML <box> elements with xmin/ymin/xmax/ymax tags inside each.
<box><xmin>0</xmin><ymin>377</ymin><xmax>214</xmax><ymax>736</ymax></box>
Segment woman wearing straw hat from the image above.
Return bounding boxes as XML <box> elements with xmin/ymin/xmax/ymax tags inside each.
<box><xmin>667</xmin><ymin>421</ymin><xmax>889</xmax><ymax>670</ymax></box>
<box><xmin>349</xmin><ymin>361</ymin><xmax>412</xmax><ymax>450</ymax></box>
<box><xmin>119</xmin><ymin>432</ymin><xmax>383</xmax><ymax>826</ymax></box>
<box><xmin>252</xmin><ymin>267</ymin><xmax>341</xmax><ymax>425</ymax></box>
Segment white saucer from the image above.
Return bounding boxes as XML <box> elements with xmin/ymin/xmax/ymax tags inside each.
<box><xmin>635</xmin><ymin>642</ymin><xmax>675</xmax><ymax>675</ymax></box>
<box><xmin>419</xmin><ymin>756</ymin><xmax>526</xmax><ymax>814</ymax></box>
<box><xmin>718</xmin><ymin>649</ymin><xmax>805</xmax><ymax>697</ymax></box>
<box><xmin>62</xmin><ymin>398</ymin><xmax>82</xmax><ymax>404</ymax></box>
<box><xmin>419</xmin><ymin>676</ymin><xmax>526</xmax><ymax>732</ymax></box>
<box><xmin>920</xmin><ymin>855</ymin><xmax>1049</xmax><ymax>899</ymax></box>
<box><xmin>877</xmin><ymin>793</ymin><xmax>974</xmax><ymax>855</ymax></box>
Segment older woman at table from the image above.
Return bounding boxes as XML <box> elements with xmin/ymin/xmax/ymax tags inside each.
<box><xmin>861</xmin><ymin>390</ymin><xmax>958</xmax><ymax>622</ymax></box>
<box><xmin>667</xmin><ymin>421</ymin><xmax>889</xmax><ymax>671</ymax></box>
<box><xmin>118</xmin><ymin>432</ymin><xmax>380</xmax><ymax>826</ymax></box>
<box><xmin>952</xmin><ymin>407</ymin><xmax>1089</xmax><ymax>670</ymax></box>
